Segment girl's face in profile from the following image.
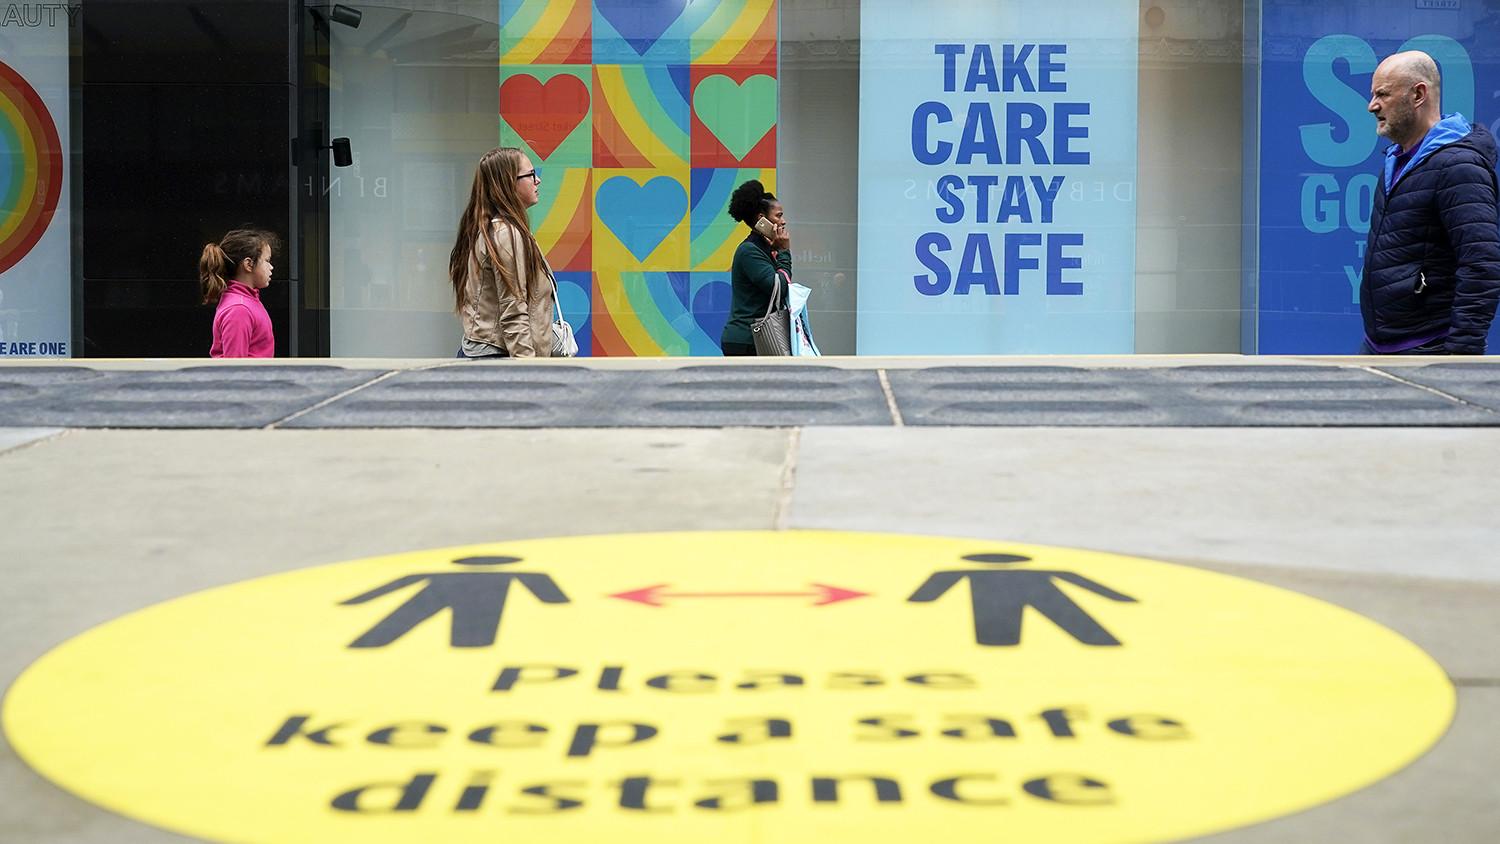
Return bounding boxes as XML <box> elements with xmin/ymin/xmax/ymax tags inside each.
<box><xmin>515</xmin><ymin>154</ymin><xmax>541</xmax><ymax>208</ymax></box>
<box><xmin>243</xmin><ymin>244</ymin><xmax>273</xmax><ymax>290</ymax></box>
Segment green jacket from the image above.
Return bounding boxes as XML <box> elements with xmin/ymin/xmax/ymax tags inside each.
<box><xmin>721</xmin><ymin>236</ymin><xmax>794</xmax><ymax>348</ymax></box>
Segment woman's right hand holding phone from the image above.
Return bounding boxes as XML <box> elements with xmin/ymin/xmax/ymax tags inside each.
<box><xmin>753</xmin><ymin>214</ymin><xmax>790</xmax><ymax>251</ymax></box>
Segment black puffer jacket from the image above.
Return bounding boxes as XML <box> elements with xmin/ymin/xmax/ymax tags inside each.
<box><xmin>1361</xmin><ymin>117</ymin><xmax>1500</xmax><ymax>354</ymax></box>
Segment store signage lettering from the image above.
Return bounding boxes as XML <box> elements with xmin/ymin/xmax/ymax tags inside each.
<box><xmin>857</xmin><ymin>0</ymin><xmax>1137</xmax><ymax>354</ymax></box>
<box><xmin>909</xmin><ymin>43</ymin><xmax>1088</xmax><ymax>297</ymax></box>
<box><xmin>0</xmin><ymin>341</ymin><xmax>68</xmax><ymax>356</ymax></box>
<box><xmin>0</xmin><ymin>4</ymin><xmax>79</xmax><ymax>27</ymax></box>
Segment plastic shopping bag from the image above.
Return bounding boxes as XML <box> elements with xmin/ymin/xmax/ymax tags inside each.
<box><xmin>787</xmin><ymin>283</ymin><xmax>822</xmax><ymax>357</ymax></box>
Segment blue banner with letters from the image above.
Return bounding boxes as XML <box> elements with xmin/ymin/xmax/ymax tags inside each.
<box><xmin>856</xmin><ymin>0</ymin><xmax>1138</xmax><ymax>354</ymax></box>
<box><xmin>1257</xmin><ymin>0</ymin><xmax>1500</xmax><ymax>353</ymax></box>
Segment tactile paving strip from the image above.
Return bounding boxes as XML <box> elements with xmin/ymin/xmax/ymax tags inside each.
<box><xmin>885</xmin><ymin>367</ymin><xmax>1169</xmax><ymax>426</ymax></box>
<box><xmin>1377</xmin><ymin>364</ymin><xmax>1500</xmax><ymax>415</ymax></box>
<box><xmin>2</xmin><ymin>364</ymin><xmax>1498</xmax><ymax>428</ymax></box>
<box><xmin>617</xmin><ymin>366</ymin><xmax>889</xmax><ymax>427</ymax></box>
<box><xmin>284</xmin><ymin>365</ymin><xmax>889</xmax><ymax>428</ymax></box>
<box><xmin>0</xmin><ymin>366</ymin><xmax>384</xmax><ymax>428</ymax></box>
<box><xmin>887</xmin><ymin>365</ymin><xmax>1496</xmax><ymax>426</ymax></box>
<box><xmin>1149</xmin><ymin>365</ymin><xmax>1492</xmax><ymax>425</ymax></box>
<box><xmin>281</xmin><ymin>366</ymin><xmax>624</xmax><ymax>428</ymax></box>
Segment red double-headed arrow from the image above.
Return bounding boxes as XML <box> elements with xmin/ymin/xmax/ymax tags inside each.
<box><xmin>610</xmin><ymin>583</ymin><xmax>869</xmax><ymax>608</ymax></box>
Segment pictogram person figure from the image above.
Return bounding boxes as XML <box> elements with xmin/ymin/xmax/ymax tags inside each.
<box><xmin>341</xmin><ymin>555</ymin><xmax>568</xmax><ymax>648</ymax></box>
<box><xmin>908</xmin><ymin>553</ymin><xmax>1137</xmax><ymax>646</ymax></box>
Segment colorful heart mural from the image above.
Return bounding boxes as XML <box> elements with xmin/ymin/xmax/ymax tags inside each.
<box><xmin>593</xmin><ymin>0</ymin><xmax>691</xmax><ymax>58</ymax></box>
<box><xmin>500</xmin><ymin>72</ymin><xmax>591</xmax><ymax>161</ymax></box>
<box><xmin>691</xmin><ymin>167</ymin><xmax>775</xmax><ymax>271</ymax></box>
<box><xmin>596</xmin><ymin>174</ymin><xmax>688</xmax><ymax>262</ymax></box>
<box><xmin>693</xmin><ymin>74</ymin><xmax>776</xmax><ymax>161</ymax></box>
<box><xmin>501</xmin><ymin>0</ymin><xmax>591</xmax><ymax>65</ymax></box>
<box><xmin>500</xmin><ymin>0</ymin><xmax>779</xmax><ymax>357</ymax></box>
<box><xmin>592</xmin><ymin>64</ymin><xmax>690</xmax><ymax>168</ymax></box>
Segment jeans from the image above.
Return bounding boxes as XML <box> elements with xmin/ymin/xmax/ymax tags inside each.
<box><xmin>456</xmin><ymin>348</ymin><xmax>507</xmax><ymax>359</ymax></box>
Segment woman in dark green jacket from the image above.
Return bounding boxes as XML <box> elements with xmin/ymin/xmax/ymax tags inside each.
<box><xmin>720</xmin><ymin>179</ymin><xmax>793</xmax><ymax>356</ymax></box>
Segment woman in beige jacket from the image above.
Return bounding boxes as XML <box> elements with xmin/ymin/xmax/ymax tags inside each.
<box><xmin>448</xmin><ymin>147</ymin><xmax>557</xmax><ymax>358</ymax></box>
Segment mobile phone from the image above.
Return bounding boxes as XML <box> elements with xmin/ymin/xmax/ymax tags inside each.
<box><xmin>753</xmin><ymin>217</ymin><xmax>778</xmax><ymax>240</ymax></box>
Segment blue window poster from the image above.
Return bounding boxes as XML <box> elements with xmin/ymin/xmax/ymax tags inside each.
<box><xmin>856</xmin><ymin>0</ymin><xmax>1140</xmax><ymax>354</ymax></box>
<box><xmin>1253</xmin><ymin>0</ymin><xmax>1500</xmax><ymax>352</ymax></box>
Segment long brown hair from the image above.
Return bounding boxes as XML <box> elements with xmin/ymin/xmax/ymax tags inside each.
<box><xmin>199</xmin><ymin>228</ymin><xmax>277</xmax><ymax>305</ymax></box>
<box><xmin>448</xmin><ymin>147</ymin><xmax>546</xmax><ymax>308</ymax></box>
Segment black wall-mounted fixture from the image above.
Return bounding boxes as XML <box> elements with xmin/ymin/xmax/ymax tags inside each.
<box><xmin>327</xmin><ymin>137</ymin><xmax>353</xmax><ymax>167</ymax></box>
<box><xmin>329</xmin><ymin>4</ymin><xmax>362</xmax><ymax>29</ymax></box>
<box><xmin>310</xmin><ymin>3</ymin><xmax>362</xmax><ymax>32</ymax></box>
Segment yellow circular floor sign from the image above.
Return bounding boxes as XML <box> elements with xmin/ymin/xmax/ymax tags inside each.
<box><xmin>4</xmin><ymin>532</ymin><xmax>1453</xmax><ymax>843</ymax></box>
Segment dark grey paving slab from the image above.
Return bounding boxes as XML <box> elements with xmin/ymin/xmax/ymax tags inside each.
<box><xmin>889</xmin><ymin>365</ymin><xmax>1494</xmax><ymax>426</ymax></box>
<box><xmin>281</xmin><ymin>365</ymin><xmax>634</xmax><ymax>428</ymax></box>
<box><xmin>887</xmin><ymin>366</ymin><xmax>1175</xmax><ymax>425</ymax></box>
<box><xmin>1377</xmin><ymin>363</ymin><xmax>1500</xmax><ymax>415</ymax></box>
<box><xmin>4</xmin><ymin>363</ymin><xmax>1500</xmax><ymax>428</ymax></box>
<box><xmin>617</xmin><ymin>366</ymin><xmax>889</xmax><ymax>427</ymax></box>
<box><xmin>1151</xmin><ymin>365</ymin><xmax>1493</xmax><ymax>425</ymax></box>
<box><xmin>0</xmin><ymin>366</ymin><xmax>385</xmax><ymax>428</ymax></box>
<box><xmin>287</xmin><ymin>365</ymin><xmax>890</xmax><ymax>428</ymax></box>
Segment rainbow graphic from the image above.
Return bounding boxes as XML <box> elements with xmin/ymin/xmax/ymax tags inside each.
<box><xmin>691</xmin><ymin>0</ymin><xmax>777</xmax><ymax>66</ymax></box>
<box><xmin>691</xmin><ymin>167</ymin><xmax>774</xmax><ymax>271</ymax></box>
<box><xmin>591</xmin><ymin>270</ymin><xmax>723</xmax><ymax>356</ymax></box>
<box><xmin>530</xmin><ymin>167</ymin><xmax>592</xmax><ymax>271</ymax></box>
<box><xmin>0</xmin><ymin>60</ymin><xmax>64</xmax><ymax>276</ymax></box>
<box><xmin>500</xmin><ymin>0</ymin><xmax>778</xmax><ymax>357</ymax></box>
<box><xmin>501</xmin><ymin>0</ymin><xmax>591</xmax><ymax>66</ymax></box>
<box><xmin>592</xmin><ymin>65</ymin><xmax>690</xmax><ymax>169</ymax></box>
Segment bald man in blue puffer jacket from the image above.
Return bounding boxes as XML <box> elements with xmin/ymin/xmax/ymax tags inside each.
<box><xmin>1362</xmin><ymin>50</ymin><xmax>1500</xmax><ymax>355</ymax></box>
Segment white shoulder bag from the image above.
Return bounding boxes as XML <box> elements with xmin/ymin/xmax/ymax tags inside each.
<box><xmin>549</xmin><ymin>274</ymin><xmax>578</xmax><ymax>357</ymax></box>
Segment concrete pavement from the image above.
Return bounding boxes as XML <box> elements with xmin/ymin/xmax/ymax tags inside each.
<box><xmin>1</xmin><ymin>356</ymin><xmax>1496</xmax><ymax>843</ymax></box>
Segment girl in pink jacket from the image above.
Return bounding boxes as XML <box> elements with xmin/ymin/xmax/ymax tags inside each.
<box><xmin>199</xmin><ymin>229</ymin><xmax>278</xmax><ymax>358</ymax></box>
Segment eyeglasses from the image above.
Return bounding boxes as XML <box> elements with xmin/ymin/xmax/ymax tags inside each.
<box><xmin>516</xmin><ymin>170</ymin><xmax>540</xmax><ymax>184</ymax></box>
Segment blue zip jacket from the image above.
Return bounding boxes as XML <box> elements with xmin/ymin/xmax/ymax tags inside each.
<box><xmin>1361</xmin><ymin>114</ymin><xmax>1500</xmax><ymax>354</ymax></box>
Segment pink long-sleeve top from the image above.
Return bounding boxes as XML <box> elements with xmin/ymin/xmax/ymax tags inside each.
<box><xmin>210</xmin><ymin>282</ymin><xmax>275</xmax><ymax>358</ymax></box>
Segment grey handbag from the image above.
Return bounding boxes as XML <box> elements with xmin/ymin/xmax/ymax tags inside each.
<box><xmin>750</xmin><ymin>269</ymin><xmax>793</xmax><ymax>356</ymax></box>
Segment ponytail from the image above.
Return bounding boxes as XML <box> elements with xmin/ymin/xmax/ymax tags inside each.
<box><xmin>199</xmin><ymin>228</ymin><xmax>279</xmax><ymax>305</ymax></box>
<box><xmin>199</xmin><ymin>243</ymin><xmax>230</xmax><ymax>304</ymax></box>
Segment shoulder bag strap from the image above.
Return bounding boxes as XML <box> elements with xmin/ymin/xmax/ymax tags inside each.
<box><xmin>761</xmin><ymin>267</ymin><xmax>783</xmax><ymax>318</ymax></box>
<box><xmin>549</xmin><ymin>263</ymin><xmax>564</xmax><ymax>323</ymax></box>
